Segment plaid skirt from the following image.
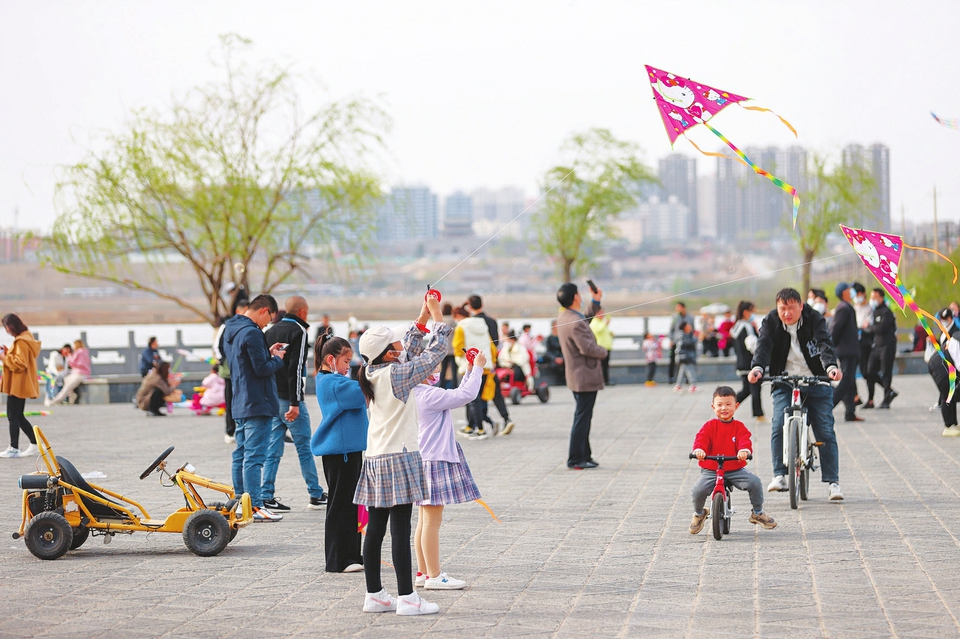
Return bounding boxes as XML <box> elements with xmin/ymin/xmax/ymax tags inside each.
<box><xmin>417</xmin><ymin>442</ymin><xmax>481</xmax><ymax>506</ymax></box>
<box><xmin>354</xmin><ymin>451</ymin><xmax>425</xmax><ymax>508</ymax></box>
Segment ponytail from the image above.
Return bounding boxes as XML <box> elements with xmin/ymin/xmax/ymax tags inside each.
<box><xmin>357</xmin><ymin>346</ymin><xmax>391</xmax><ymax>403</ymax></box>
<box><xmin>314</xmin><ymin>333</ymin><xmax>351</xmax><ymax>373</ymax></box>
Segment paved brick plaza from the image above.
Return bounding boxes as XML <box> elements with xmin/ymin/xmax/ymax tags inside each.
<box><xmin>0</xmin><ymin>375</ymin><xmax>958</xmax><ymax>638</ymax></box>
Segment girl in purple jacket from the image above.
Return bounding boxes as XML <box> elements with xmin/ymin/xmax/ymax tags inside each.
<box><xmin>412</xmin><ymin>350</ymin><xmax>486</xmax><ymax>591</ymax></box>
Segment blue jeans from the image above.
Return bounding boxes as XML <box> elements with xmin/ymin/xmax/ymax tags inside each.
<box><xmin>771</xmin><ymin>384</ymin><xmax>839</xmax><ymax>484</ymax></box>
<box><xmin>261</xmin><ymin>401</ymin><xmax>324</xmax><ymax>501</ymax></box>
<box><xmin>232</xmin><ymin>415</ymin><xmax>272</xmax><ymax>508</ymax></box>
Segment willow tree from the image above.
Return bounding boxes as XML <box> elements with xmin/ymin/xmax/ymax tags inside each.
<box><xmin>45</xmin><ymin>36</ymin><xmax>388</xmax><ymax>325</ymax></box>
<box><xmin>794</xmin><ymin>153</ymin><xmax>876</xmax><ymax>294</ymax></box>
<box><xmin>535</xmin><ymin>128</ymin><xmax>656</xmax><ymax>282</ymax></box>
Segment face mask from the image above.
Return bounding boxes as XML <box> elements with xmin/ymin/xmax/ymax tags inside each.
<box><xmin>807</xmin><ymin>297</ymin><xmax>816</xmax><ymax>306</ymax></box>
<box><xmin>812</xmin><ymin>302</ymin><xmax>826</xmax><ymax>314</ymax></box>
<box><xmin>869</xmin><ymin>299</ymin><xmax>879</xmax><ymax>309</ymax></box>
<box><xmin>426</xmin><ymin>373</ymin><xmax>440</xmax><ymax>386</ymax></box>
<box><xmin>392</xmin><ymin>350</ymin><xmax>407</xmax><ymax>362</ymax></box>
<box><xmin>854</xmin><ymin>295</ymin><xmax>865</xmax><ymax>305</ymax></box>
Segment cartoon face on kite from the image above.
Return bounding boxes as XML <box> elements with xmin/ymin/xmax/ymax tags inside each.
<box><xmin>657</xmin><ymin>76</ymin><xmax>695</xmax><ymax>109</ymax></box>
<box><xmin>878</xmin><ymin>255</ymin><xmax>899</xmax><ymax>279</ymax></box>
<box><xmin>704</xmin><ymin>89</ymin><xmax>727</xmax><ymax>106</ymax></box>
<box><xmin>880</xmin><ymin>236</ymin><xmax>901</xmax><ymax>251</ymax></box>
<box><xmin>851</xmin><ymin>235</ymin><xmax>880</xmax><ymax>267</ymax></box>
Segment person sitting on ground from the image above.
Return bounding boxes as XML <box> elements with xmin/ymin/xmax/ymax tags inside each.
<box><xmin>135</xmin><ymin>361</ymin><xmax>182</xmax><ymax>417</ymax></box>
<box><xmin>689</xmin><ymin>386</ymin><xmax>777</xmax><ymax>534</ymax></box>
<box><xmin>413</xmin><ymin>350</ymin><xmax>486</xmax><ymax>591</ymax></box>
<box><xmin>198</xmin><ymin>365</ymin><xmax>226</xmax><ymax>413</ymax></box>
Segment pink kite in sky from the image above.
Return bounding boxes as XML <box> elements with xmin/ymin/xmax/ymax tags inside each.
<box><xmin>645</xmin><ymin>65</ymin><xmax>800</xmax><ymax>227</ymax></box>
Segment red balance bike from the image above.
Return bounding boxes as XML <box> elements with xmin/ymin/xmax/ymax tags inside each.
<box><xmin>688</xmin><ymin>452</ymin><xmax>753</xmax><ymax>541</ymax></box>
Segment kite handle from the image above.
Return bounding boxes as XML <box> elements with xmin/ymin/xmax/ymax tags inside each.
<box><xmin>904</xmin><ymin>243</ymin><xmax>958</xmax><ymax>284</ymax></box>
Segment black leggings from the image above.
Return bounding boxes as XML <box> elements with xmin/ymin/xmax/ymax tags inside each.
<box><xmin>7</xmin><ymin>395</ymin><xmax>36</xmax><ymax>450</ymax></box>
<box><xmin>736</xmin><ymin>375</ymin><xmax>764</xmax><ymax>417</ymax></box>
<box><xmin>363</xmin><ymin>504</ymin><xmax>413</xmax><ymax>595</ymax></box>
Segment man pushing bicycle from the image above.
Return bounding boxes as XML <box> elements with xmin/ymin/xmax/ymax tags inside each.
<box><xmin>748</xmin><ymin>288</ymin><xmax>845</xmax><ymax>502</ymax></box>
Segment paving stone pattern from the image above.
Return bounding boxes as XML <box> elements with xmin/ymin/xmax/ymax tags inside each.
<box><xmin>0</xmin><ymin>376</ymin><xmax>958</xmax><ymax>637</ymax></box>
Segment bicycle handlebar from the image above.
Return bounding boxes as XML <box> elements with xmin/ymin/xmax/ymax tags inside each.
<box><xmin>689</xmin><ymin>453</ymin><xmax>753</xmax><ymax>461</ymax></box>
<box><xmin>761</xmin><ymin>374</ymin><xmax>832</xmax><ymax>386</ymax></box>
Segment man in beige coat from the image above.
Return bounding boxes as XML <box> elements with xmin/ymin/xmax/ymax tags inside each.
<box><xmin>556</xmin><ymin>283</ymin><xmax>608</xmax><ymax>469</ymax></box>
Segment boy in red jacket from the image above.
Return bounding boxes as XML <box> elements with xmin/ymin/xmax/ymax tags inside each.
<box><xmin>690</xmin><ymin>386</ymin><xmax>777</xmax><ymax>534</ymax></box>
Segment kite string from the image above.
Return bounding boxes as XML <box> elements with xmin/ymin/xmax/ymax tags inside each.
<box><xmin>700</xmin><ymin>119</ymin><xmax>801</xmax><ymax>229</ymax></box>
<box><xmin>430</xmin><ymin>133</ymin><xmax>617</xmax><ymax>288</ymax></box>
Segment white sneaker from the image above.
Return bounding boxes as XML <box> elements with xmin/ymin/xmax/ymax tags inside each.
<box><xmin>343</xmin><ymin>563</ymin><xmax>364</xmax><ymax>573</ymax></box>
<box><xmin>415</xmin><ymin>573</ymin><xmax>426</xmax><ymax>588</ymax></box>
<box><xmin>224</xmin><ymin>434</ymin><xmax>236</xmax><ymax>444</ymax></box>
<box><xmin>0</xmin><ymin>446</ymin><xmax>20</xmax><ymax>458</ymax></box>
<box><xmin>396</xmin><ymin>591</ymin><xmax>439</xmax><ymax>616</ymax></box>
<box><xmin>943</xmin><ymin>426</ymin><xmax>960</xmax><ymax>437</ymax></box>
<box><xmin>424</xmin><ymin>572</ymin><xmax>466</xmax><ymax>590</ymax></box>
<box><xmin>363</xmin><ymin>589</ymin><xmax>397</xmax><ymax>613</ymax></box>
<box><xmin>43</xmin><ymin>397</ymin><xmax>53</xmax><ymax>407</ymax></box>
<box><xmin>252</xmin><ymin>507</ymin><xmax>283</xmax><ymax>522</ymax></box>
<box><xmin>828</xmin><ymin>483</ymin><xmax>844</xmax><ymax>501</ymax></box>
<box><xmin>767</xmin><ymin>475</ymin><xmax>788</xmax><ymax>492</ymax></box>
<box><xmin>20</xmin><ymin>443</ymin><xmax>39</xmax><ymax>457</ymax></box>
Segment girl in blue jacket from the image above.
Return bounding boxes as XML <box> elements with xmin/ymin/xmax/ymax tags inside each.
<box><xmin>311</xmin><ymin>333</ymin><xmax>368</xmax><ymax>573</ymax></box>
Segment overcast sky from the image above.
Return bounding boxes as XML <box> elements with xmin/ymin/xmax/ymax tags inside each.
<box><xmin>3</xmin><ymin>1</ymin><xmax>960</xmax><ymax>232</ymax></box>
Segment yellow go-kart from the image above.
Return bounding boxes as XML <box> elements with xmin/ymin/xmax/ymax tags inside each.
<box><xmin>13</xmin><ymin>426</ymin><xmax>252</xmax><ymax>560</ymax></box>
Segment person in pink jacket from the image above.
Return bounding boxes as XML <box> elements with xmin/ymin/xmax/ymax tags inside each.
<box><xmin>46</xmin><ymin>339</ymin><xmax>91</xmax><ymax>406</ymax></box>
<box><xmin>412</xmin><ymin>350</ymin><xmax>486</xmax><ymax>592</ymax></box>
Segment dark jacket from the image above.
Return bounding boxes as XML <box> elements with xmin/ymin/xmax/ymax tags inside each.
<box><xmin>830</xmin><ymin>301</ymin><xmax>860</xmax><ymax>359</ymax></box>
<box><xmin>264</xmin><ymin>315</ymin><xmax>310</xmax><ymax>403</ymax></box>
<box><xmin>677</xmin><ymin>331</ymin><xmax>698</xmax><ymax>364</ymax></box>
<box><xmin>864</xmin><ymin>302</ymin><xmax>897</xmax><ymax>350</ymax></box>
<box><xmin>751</xmin><ymin>305</ymin><xmax>838</xmax><ymax>377</ymax></box>
<box><xmin>139</xmin><ymin>347</ymin><xmax>159</xmax><ymax>377</ymax></box>
<box><xmin>222</xmin><ymin>314</ymin><xmax>284</xmax><ymax>420</ymax></box>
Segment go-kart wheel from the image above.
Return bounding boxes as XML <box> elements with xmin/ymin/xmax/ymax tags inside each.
<box><xmin>537</xmin><ymin>384</ymin><xmax>550</xmax><ymax>403</ymax></box>
<box><xmin>229</xmin><ymin>526</ymin><xmax>238</xmax><ymax>543</ymax></box>
<box><xmin>183</xmin><ymin>510</ymin><xmax>231</xmax><ymax>557</ymax></box>
<box><xmin>510</xmin><ymin>387</ymin><xmax>522</xmax><ymax>405</ymax></box>
<box><xmin>140</xmin><ymin>446</ymin><xmax>175</xmax><ymax>480</ymax></box>
<box><xmin>70</xmin><ymin>526</ymin><xmax>89</xmax><ymax>550</ymax></box>
<box><xmin>24</xmin><ymin>511</ymin><xmax>73</xmax><ymax>560</ymax></box>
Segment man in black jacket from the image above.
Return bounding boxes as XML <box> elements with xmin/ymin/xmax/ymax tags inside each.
<box><xmin>261</xmin><ymin>296</ymin><xmax>326</xmax><ymax>511</ymax></box>
<box><xmin>468</xmin><ymin>294</ymin><xmax>516</xmax><ymax>435</ymax></box>
<box><xmin>748</xmin><ymin>288</ymin><xmax>844</xmax><ymax>501</ymax></box>
<box><xmin>831</xmin><ymin>283</ymin><xmax>864</xmax><ymax>422</ymax></box>
<box><xmin>863</xmin><ymin>288</ymin><xmax>898</xmax><ymax>409</ymax></box>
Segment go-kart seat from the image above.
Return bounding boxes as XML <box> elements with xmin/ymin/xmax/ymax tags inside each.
<box><xmin>56</xmin><ymin>455</ymin><xmax>129</xmax><ymax>519</ymax></box>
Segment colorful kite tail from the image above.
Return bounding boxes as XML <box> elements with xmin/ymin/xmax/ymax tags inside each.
<box><xmin>897</xmin><ymin>276</ymin><xmax>956</xmax><ymax>402</ymax></box>
<box><xmin>739</xmin><ymin>104</ymin><xmax>798</xmax><ymax>137</ymax></box>
<box><xmin>701</xmin><ymin>120</ymin><xmax>800</xmax><ymax>228</ymax></box>
<box><xmin>904</xmin><ymin>242</ymin><xmax>959</xmax><ymax>283</ymax></box>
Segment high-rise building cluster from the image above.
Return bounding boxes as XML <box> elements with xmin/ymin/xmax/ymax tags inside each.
<box><xmin>617</xmin><ymin>143</ymin><xmax>890</xmax><ymax>246</ymax></box>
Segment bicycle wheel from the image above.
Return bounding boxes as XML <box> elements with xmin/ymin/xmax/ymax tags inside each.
<box><xmin>722</xmin><ymin>492</ymin><xmax>731</xmax><ymax>535</ymax></box>
<box><xmin>712</xmin><ymin>492</ymin><xmax>725</xmax><ymax>540</ymax></box>
<box><xmin>787</xmin><ymin>418</ymin><xmax>800</xmax><ymax>510</ymax></box>
<box><xmin>800</xmin><ymin>444</ymin><xmax>811</xmax><ymax>501</ymax></box>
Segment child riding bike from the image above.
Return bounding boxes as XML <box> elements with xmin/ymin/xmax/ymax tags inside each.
<box><xmin>690</xmin><ymin>386</ymin><xmax>777</xmax><ymax>534</ymax></box>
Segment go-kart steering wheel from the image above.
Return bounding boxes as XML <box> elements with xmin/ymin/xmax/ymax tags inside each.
<box><xmin>140</xmin><ymin>446</ymin><xmax>175</xmax><ymax>480</ymax></box>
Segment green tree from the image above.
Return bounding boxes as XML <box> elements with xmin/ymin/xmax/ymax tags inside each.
<box><xmin>44</xmin><ymin>36</ymin><xmax>389</xmax><ymax>325</ymax></box>
<box><xmin>793</xmin><ymin>153</ymin><xmax>877</xmax><ymax>294</ymax></box>
<box><xmin>535</xmin><ymin>128</ymin><xmax>656</xmax><ymax>282</ymax></box>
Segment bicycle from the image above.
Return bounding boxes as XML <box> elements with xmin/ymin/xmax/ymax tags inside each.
<box><xmin>763</xmin><ymin>374</ymin><xmax>832</xmax><ymax>509</ymax></box>
<box><xmin>688</xmin><ymin>452</ymin><xmax>753</xmax><ymax>540</ymax></box>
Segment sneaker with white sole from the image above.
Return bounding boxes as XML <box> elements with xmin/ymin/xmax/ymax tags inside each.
<box><xmin>224</xmin><ymin>434</ymin><xmax>236</xmax><ymax>444</ymax></box>
<box><xmin>363</xmin><ymin>589</ymin><xmax>397</xmax><ymax>613</ymax></box>
<box><xmin>415</xmin><ymin>572</ymin><xmax>426</xmax><ymax>588</ymax></box>
<box><xmin>0</xmin><ymin>446</ymin><xmax>20</xmax><ymax>458</ymax></box>
<box><xmin>828</xmin><ymin>483</ymin><xmax>844</xmax><ymax>501</ymax></box>
<box><xmin>501</xmin><ymin>421</ymin><xmax>515</xmax><ymax>436</ymax></box>
<box><xmin>767</xmin><ymin>475</ymin><xmax>788</xmax><ymax>492</ymax></box>
<box><xmin>343</xmin><ymin>563</ymin><xmax>364</xmax><ymax>573</ymax></box>
<box><xmin>944</xmin><ymin>426</ymin><xmax>960</xmax><ymax>437</ymax></box>
<box><xmin>749</xmin><ymin>511</ymin><xmax>778</xmax><ymax>529</ymax></box>
<box><xmin>689</xmin><ymin>508</ymin><xmax>709</xmax><ymax>534</ymax></box>
<box><xmin>424</xmin><ymin>572</ymin><xmax>466</xmax><ymax>590</ymax></box>
<box><xmin>308</xmin><ymin>495</ymin><xmax>327</xmax><ymax>509</ymax></box>
<box><xmin>396</xmin><ymin>591</ymin><xmax>439</xmax><ymax>616</ymax></box>
<box><xmin>262</xmin><ymin>498</ymin><xmax>291</xmax><ymax>511</ymax></box>
<box><xmin>252</xmin><ymin>506</ymin><xmax>283</xmax><ymax>522</ymax></box>
<box><xmin>20</xmin><ymin>443</ymin><xmax>39</xmax><ymax>457</ymax></box>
